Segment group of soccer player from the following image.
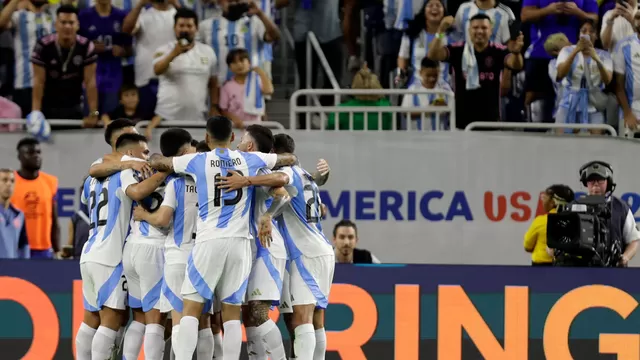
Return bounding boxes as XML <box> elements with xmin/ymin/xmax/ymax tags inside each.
<box><xmin>75</xmin><ymin>116</ymin><xmax>335</xmax><ymax>360</ymax></box>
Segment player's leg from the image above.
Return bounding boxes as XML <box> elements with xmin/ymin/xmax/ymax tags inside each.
<box><xmin>196</xmin><ymin>309</ymin><xmax>214</xmax><ymax>360</ymax></box>
<box><xmin>242</xmin><ymin>304</ymin><xmax>265</xmax><ymax>359</ymax></box>
<box><xmin>163</xmin><ymin>263</ymin><xmax>185</xmax><ymax>359</ymax></box>
<box><xmin>246</xmin><ymin>255</ymin><xmax>287</xmax><ymax>360</ymax></box>
<box><xmin>76</xmin><ymin>263</ymin><xmax>100</xmax><ymax>360</ymax></box>
<box><xmin>177</xmin><ymin>240</ymin><xmax>221</xmax><ymax>360</ymax></box>
<box><xmin>311</xmin><ymin>255</ymin><xmax>334</xmax><ymax>360</ymax></box>
<box><xmin>217</xmin><ymin>237</ymin><xmax>253</xmax><ymax>360</ymax></box>
<box><xmin>284</xmin><ymin>313</ymin><xmax>296</xmax><ymax>359</ymax></box>
<box><xmin>122</xmin><ymin>243</ymin><xmax>146</xmax><ymax>360</ymax></box>
<box><xmin>112</xmin><ymin>307</ymin><xmax>130</xmax><ymax>360</ymax></box>
<box><xmin>138</xmin><ymin>244</ymin><xmax>168</xmax><ymax>360</ymax></box>
<box><xmin>312</xmin><ymin>310</ymin><xmax>326</xmax><ymax>360</ymax></box>
<box><xmin>210</xmin><ymin>309</ymin><xmax>224</xmax><ymax>359</ymax></box>
<box><xmin>279</xmin><ymin>264</ymin><xmax>296</xmax><ymax>359</ymax></box>
<box><xmin>91</xmin><ymin>263</ymin><xmax>127</xmax><ymax>359</ymax></box>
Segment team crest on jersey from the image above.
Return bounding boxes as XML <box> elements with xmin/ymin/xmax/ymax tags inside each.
<box><xmin>73</xmin><ymin>55</ymin><xmax>82</xmax><ymax>66</ymax></box>
<box><xmin>154</xmin><ymin>52</ymin><xmax>164</xmax><ymax>58</ymax></box>
<box><xmin>114</xmin><ymin>22</ymin><xmax>121</xmax><ymax>32</ymax></box>
<box><xmin>240</xmin><ymin>25</ymin><xmax>249</xmax><ymax>33</ymax></box>
<box><xmin>201</xmin><ymin>57</ymin><xmax>208</xmax><ymax>64</ymax></box>
<box><xmin>484</xmin><ymin>56</ymin><xmax>493</xmax><ymax>68</ymax></box>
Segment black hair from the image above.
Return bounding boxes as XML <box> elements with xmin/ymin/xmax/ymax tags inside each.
<box><xmin>421</xmin><ymin>57</ymin><xmax>440</xmax><ymax>69</ymax></box>
<box><xmin>196</xmin><ymin>141</ymin><xmax>210</xmax><ymax>153</ymax></box>
<box><xmin>160</xmin><ymin>128</ymin><xmax>193</xmax><ymax>157</ymax></box>
<box><xmin>104</xmin><ymin>118</ymin><xmax>136</xmax><ymax>146</ymax></box>
<box><xmin>405</xmin><ymin>0</ymin><xmax>447</xmax><ymax>39</ymax></box>
<box><xmin>246</xmin><ymin>125</ymin><xmax>274</xmax><ymax>153</ymax></box>
<box><xmin>115</xmin><ymin>133</ymin><xmax>147</xmax><ymax>150</ymax></box>
<box><xmin>469</xmin><ymin>13</ymin><xmax>491</xmax><ymax>23</ymax></box>
<box><xmin>206</xmin><ymin>116</ymin><xmax>233</xmax><ymax>142</ymax></box>
<box><xmin>56</xmin><ymin>4</ymin><xmax>78</xmax><ymax>16</ymax></box>
<box><xmin>333</xmin><ymin>219</ymin><xmax>358</xmax><ymax>237</ymax></box>
<box><xmin>16</xmin><ymin>137</ymin><xmax>40</xmax><ymax>151</ymax></box>
<box><xmin>118</xmin><ymin>83</ymin><xmax>138</xmax><ymax>99</ymax></box>
<box><xmin>273</xmin><ymin>134</ymin><xmax>295</xmax><ymax>154</ymax></box>
<box><xmin>226</xmin><ymin>48</ymin><xmax>250</xmax><ymax>66</ymax></box>
<box><xmin>189</xmin><ymin>139</ymin><xmax>199</xmax><ymax>148</ymax></box>
<box><xmin>174</xmin><ymin>8</ymin><xmax>198</xmax><ymax>27</ymax></box>
<box><xmin>546</xmin><ymin>184</ymin><xmax>575</xmax><ymax>204</ymax></box>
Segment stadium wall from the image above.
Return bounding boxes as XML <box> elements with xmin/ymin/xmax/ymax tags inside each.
<box><xmin>1</xmin><ymin>261</ymin><xmax>639</xmax><ymax>359</ymax></box>
<box><xmin>2</xmin><ymin>130</ymin><xmax>640</xmax><ymax>266</ymax></box>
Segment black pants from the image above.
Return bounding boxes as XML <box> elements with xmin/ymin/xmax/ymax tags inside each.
<box><xmin>0</xmin><ymin>47</ymin><xmax>13</xmax><ymax>98</ymax></box>
<box><xmin>42</xmin><ymin>104</ymin><xmax>83</xmax><ymax>130</ymax></box>
<box><xmin>531</xmin><ymin>262</ymin><xmax>553</xmax><ymax>266</ymax></box>
<box><xmin>12</xmin><ymin>88</ymin><xmax>32</xmax><ymax>118</ymax></box>
<box><xmin>294</xmin><ymin>37</ymin><xmax>343</xmax><ymax>129</ymax></box>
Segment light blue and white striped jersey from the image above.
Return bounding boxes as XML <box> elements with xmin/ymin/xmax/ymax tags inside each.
<box><xmin>80</xmin><ymin>169</ymin><xmax>138</xmax><ymax>267</ymax></box>
<box><xmin>198</xmin><ymin>15</ymin><xmax>267</xmax><ymax>84</ymax></box>
<box><xmin>454</xmin><ymin>2</ymin><xmax>514</xmax><ymax>44</ymax></box>
<box><xmin>276</xmin><ymin>166</ymin><xmax>333</xmax><ymax>259</ymax></box>
<box><xmin>556</xmin><ymin>45</ymin><xmax>612</xmax><ymax>112</ymax></box>
<box><xmin>172</xmin><ymin>148</ymin><xmax>278</xmax><ymax>241</ymax></box>
<box><xmin>162</xmin><ymin>175</ymin><xmax>198</xmax><ymax>264</ymax></box>
<box><xmin>179</xmin><ymin>0</ymin><xmax>221</xmax><ymax>21</ymax></box>
<box><xmin>249</xmin><ymin>168</ymin><xmax>289</xmax><ymax>260</ymax></box>
<box><xmin>400</xmin><ymin>80</ymin><xmax>452</xmax><ymax>130</ymax></box>
<box><xmin>10</xmin><ymin>9</ymin><xmax>56</xmax><ymax>89</ymax></box>
<box><xmin>613</xmin><ymin>35</ymin><xmax>640</xmax><ymax>114</ymax></box>
<box><xmin>398</xmin><ymin>31</ymin><xmax>450</xmax><ymax>84</ymax></box>
<box><xmin>126</xmin><ymin>176</ymin><xmax>170</xmax><ymax>246</ymax></box>
<box><xmin>258</xmin><ymin>0</ymin><xmax>273</xmax><ymax>62</ymax></box>
<box><xmin>385</xmin><ymin>0</ymin><xmax>424</xmax><ymax>30</ymax></box>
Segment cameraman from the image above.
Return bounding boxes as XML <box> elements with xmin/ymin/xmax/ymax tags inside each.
<box><xmin>574</xmin><ymin>161</ymin><xmax>639</xmax><ymax>266</ymax></box>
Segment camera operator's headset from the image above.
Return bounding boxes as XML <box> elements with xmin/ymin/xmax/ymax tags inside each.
<box><xmin>579</xmin><ymin>161</ymin><xmax>616</xmax><ymax>195</ymax></box>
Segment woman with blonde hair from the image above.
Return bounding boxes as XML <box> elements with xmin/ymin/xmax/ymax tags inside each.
<box><xmin>326</xmin><ymin>64</ymin><xmax>393</xmax><ymax>130</ymax></box>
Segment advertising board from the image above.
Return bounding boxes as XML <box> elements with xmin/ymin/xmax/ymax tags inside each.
<box><xmin>1</xmin><ymin>131</ymin><xmax>640</xmax><ymax>265</ymax></box>
<box><xmin>1</xmin><ymin>261</ymin><xmax>640</xmax><ymax>360</ymax></box>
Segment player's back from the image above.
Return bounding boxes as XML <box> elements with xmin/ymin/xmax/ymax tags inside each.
<box><xmin>250</xmin><ymin>168</ymin><xmax>287</xmax><ymax>259</ymax></box>
<box><xmin>277</xmin><ymin>165</ymin><xmax>333</xmax><ymax>259</ymax></box>
<box><xmin>80</xmin><ymin>171</ymin><xmax>136</xmax><ymax>267</ymax></box>
<box><xmin>182</xmin><ymin>148</ymin><xmax>272</xmax><ymax>241</ymax></box>
<box><xmin>164</xmin><ymin>175</ymin><xmax>199</xmax><ymax>263</ymax></box>
<box><xmin>127</xmin><ymin>175</ymin><xmax>170</xmax><ymax>245</ymax></box>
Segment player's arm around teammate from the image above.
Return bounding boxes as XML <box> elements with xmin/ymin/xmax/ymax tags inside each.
<box><xmin>311</xmin><ymin>158</ymin><xmax>331</xmax><ymax>186</ymax></box>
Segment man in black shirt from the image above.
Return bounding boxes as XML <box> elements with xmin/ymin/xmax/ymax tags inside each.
<box><xmin>428</xmin><ymin>13</ymin><xmax>524</xmax><ymax>129</ymax></box>
<box><xmin>31</xmin><ymin>5</ymin><xmax>99</xmax><ymax>128</ymax></box>
<box><xmin>332</xmin><ymin>220</ymin><xmax>380</xmax><ymax>264</ymax></box>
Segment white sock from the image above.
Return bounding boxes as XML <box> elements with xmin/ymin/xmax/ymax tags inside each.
<box><xmin>91</xmin><ymin>326</ymin><xmax>117</xmax><ymax>359</ymax></box>
<box><xmin>213</xmin><ymin>332</ymin><xmax>224</xmax><ymax>359</ymax></box>
<box><xmin>176</xmin><ymin>316</ymin><xmax>199</xmax><ymax>360</ymax></box>
<box><xmin>257</xmin><ymin>320</ymin><xmax>286</xmax><ymax>360</ymax></box>
<box><xmin>293</xmin><ymin>324</ymin><xmax>315</xmax><ymax>360</ymax></box>
<box><xmin>313</xmin><ymin>328</ymin><xmax>326</xmax><ymax>360</ymax></box>
<box><xmin>122</xmin><ymin>321</ymin><xmax>145</xmax><ymax>360</ymax></box>
<box><xmin>144</xmin><ymin>323</ymin><xmax>166</xmax><ymax>360</ymax></box>
<box><xmin>75</xmin><ymin>322</ymin><xmax>96</xmax><ymax>360</ymax></box>
<box><xmin>222</xmin><ymin>320</ymin><xmax>243</xmax><ymax>360</ymax></box>
<box><xmin>246</xmin><ymin>326</ymin><xmax>267</xmax><ymax>360</ymax></box>
<box><xmin>171</xmin><ymin>324</ymin><xmax>180</xmax><ymax>357</ymax></box>
<box><xmin>196</xmin><ymin>328</ymin><xmax>215</xmax><ymax>360</ymax></box>
<box><xmin>114</xmin><ymin>326</ymin><xmax>125</xmax><ymax>357</ymax></box>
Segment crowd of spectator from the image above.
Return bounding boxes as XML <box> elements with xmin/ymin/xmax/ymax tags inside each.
<box><xmin>0</xmin><ymin>0</ymin><xmax>639</xmax><ymax>133</ymax></box>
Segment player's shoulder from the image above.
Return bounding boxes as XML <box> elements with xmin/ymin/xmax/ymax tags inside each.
<box><xmin>457</xmin><ymin>1</ymin><xmax>473</xmax><ymax>11</ymax></box>
<box><xmin>496</xmin><ymin>3</ymin><xmax>515</xmax><ymax>17</ymax></box>
<box><xmin>40</xmin><ymin>33</ymin><xmax>57</xmax><ymax>45</ymax></box>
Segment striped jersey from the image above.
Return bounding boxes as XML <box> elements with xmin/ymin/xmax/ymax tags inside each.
<box><xmin>249</xmin><ymin>168</ymin><xmax>289</xmax><ymax>260</ymax></box>
<box><xmin>258</xmin><ymin>0</ymin><xmax>273</xmax><ymax>62</ymax></box>
<box><xmin>613</xmin><ymin>35</ymin><xmax>640</xmax><ymax>114</ymax></box>
<box><xmin>80</xmin><ymin>168</ymin><xmax>138</xmax><ymax>267</ymax></box>
<box><xmin>454</xmin><ymin>2</ymin><xmax>514</xmax><ymax>44</ymax></box>
<box><xmin>385</xmin><ymin>0</ymin><xmax>424</xmax><ymax>30</ymax></box>
<box><xmin>179</xmin><ymin>0</ymin><xmax>221</xmax><ymax>21</ymax></box>
<box><xmin>162</xmin><ymin>175</ymin><xmax>198</xmax><ymax>264</ymax></box>
<box><xmin>399</xmin><ymin>30</ymin><xmax>451</xmax><ymax>84</ymax></box>
<box><xmin>556</xmin><ymin>45</ymin><xmax>612</xmax><ymax>112</ymax></box>
<box><xmin>126</xmin><ymin>174</ymin><xmax>171</xmax><ymax>246</ymax></box>
<box><xmin>198</xmin><ymin>15</ymin><xmax>267</xmax><ymax>84</ymax></box>
<box><xmin>276</xmin><ymin>166</ymin><xmax>333</xmax><ymax>259</ymax></box>
<box><xmin>172</xmin><ymin>148</ymin><xmax>277</xmax><ymax>242</ymax></box>
<box><xmin>11</xmin><ymin>9</ymin><xmax>56</xmax><ymax>89</ymax></box>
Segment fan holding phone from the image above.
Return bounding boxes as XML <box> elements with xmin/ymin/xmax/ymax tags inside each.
<box><xmin>600</xmin><ymin>0</ymin><xmax>638</xmax><ymax>51</ymax></box>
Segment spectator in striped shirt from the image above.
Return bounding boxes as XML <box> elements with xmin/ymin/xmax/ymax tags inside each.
<box><xmin>0</xmin><ymin>168</ymin><xmax>29</xmax><ymax>259</ymax></box>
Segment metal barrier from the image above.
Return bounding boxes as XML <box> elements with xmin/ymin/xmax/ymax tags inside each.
<box><xmin>306</xmin><ymin>32</ymin><xmax>341</xmax><ymax>104</ymax></box>
<box><xmin>135</xmin><ymin>120</ymin><xmax>285</xmax><ymax>131</ymax></box>
<box><xmin>290</xmin><ymin>88</ymin><xmax>456</xmax><ymax>130</ymax></box>
<box><xmin>278</xmin><ymin>7</ymin><xmax>299</xmax><ymax>90</ymax></box>
<box><xmin>465</xmin><ymin>122</ymin><xmax>618</xmax><ymax>136</ymax></box>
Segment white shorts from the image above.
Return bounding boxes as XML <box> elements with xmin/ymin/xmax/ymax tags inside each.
<box><xmin>160</xmin><ymin>262</ymin><xmax>186</xmax><ymax>313</ymax></box>
<box><xmin>182</xmin><ymin>238</ymin><xmax>252</xmax><ymax>306</ymax></box>
<box><xmin>278</xmin><ymin>262</ymin><xmax>293</xmax><ymax>314</ymax></box>
<box><xmin>80</xmin><ymin>262</ymin><xmax>128</xmax><ymax>311</ymax></box>
<box><xmin>123</xmin><ymin>242</ymin><xmax>165</xmax><ymax>312</ymax></box>
<box><xmin>555</xmin><ymin>107</ymin><xmax>605</xmax><ymax>125</ymax></box>
<box><xmin>289</xmin><ymin>255</ymin><xmax>335</xmax><ymax>309</ymax></box>
<box><xmin>245</xmin><ymin>254</ymin><xmax>286</xmax><ymax>305</ymax></box>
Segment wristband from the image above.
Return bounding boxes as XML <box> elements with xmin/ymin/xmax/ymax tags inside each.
<box><xmin>436</xmin><ymin>33</ymin><xmax>446</xmax><ymax>39</ymax></box>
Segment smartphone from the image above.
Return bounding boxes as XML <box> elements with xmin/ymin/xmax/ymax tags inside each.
<box><xmin>580</xmin><ymin>34</ymin><xmax>590</xmax><ymax>40</ymax></box>
<box><xmin>509</xmin><ymin>20</ymin><xmax>521</xmax><ymax>41</ymax></box>
<box><xmin>617</xmin><ymin>0</ymin><xmax>627</xmax><ymax>5</ymax></box>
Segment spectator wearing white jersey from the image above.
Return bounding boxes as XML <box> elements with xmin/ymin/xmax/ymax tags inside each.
<box><xmin>122</xmin><ymin>0</ymin><xmax>179</xmax><ymax>119</ymax></box>
<box><xmin>179</xmin><ymin>0</ymin><xmax>220</xmax><ymax>21</ymax></box>
<box><xmin>613</xmin><ymin>16</ymin><xmax>640</xmax><ymax>131</ymax></box>
<box><xmin>0</xmin><ymin>0</ymin><xmax>56</xmax><ymax>116</ymax></box>
<box><xmin>149</xmin><ymin>8</ymin><xmax>217</xmax><ymax>132</ymax></box>
<box><xmin>198</xmin><ymin>0</ymin><xmax>280</xmax><ymax>86</ymax></box>
<box><xmin>453</xmin><ymin>0</ymin><xmax>515</xmax><ymax>44</ymax></box>
<box><xmin>600</xmin><ymin>0</ymin><xmax>636</xmax><ymax>51</ymax></box>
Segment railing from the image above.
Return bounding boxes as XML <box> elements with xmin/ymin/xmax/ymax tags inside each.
<box><xmin>290</xmin><ymin>88</ymin><xmax>456</xmax><ymax>130</ymax></box>
<box><xmin>465</xmin><ymin>122</ymin><xmax>618</xmax><ymax>136</ymax></box>
<box><xmin>135</xmin><ymin>120</ymin><xmax>285</xmax><ymax>131</ymax></box>
<box><xmin>278</xmin><ymin>7</ymin><xmax>299</xmax><ymax>90</ymax></box>
<box><xmin>306</xmin><ymin>32</ymin><xmax>341</xmax><ymax>104</ymax></box>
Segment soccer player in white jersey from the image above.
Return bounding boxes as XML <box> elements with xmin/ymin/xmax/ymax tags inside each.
<box><xmin>217</xmin><ymin>133</ymin><xmax>333</xmax><ymax>360</ymax></box>
<box><xmin>197</xmin><ymin>0</ymin><xmax>280</xmax><ymax>85</ymax></box>
<box><xmin>75</xmin><ymin>133</ymin><xmax>171</xmax><ymax>360</ymax></box>
<box><xmin>132</xmin><ymin>129</ymin><xmax>217</xmax><ymax>360</ymax></box>
<box><xmin>148</xmin><ymin>116</ymin><xmax>298</xmax><ymax>360</ymax></box>
<box><xmin>0</xmin><ymin>0</ymin><xmax>55</xmax><ymax>116</ymax></box>
<box><xmin>235</xmin><ymin>125</ymin><xmax>290</xmax><ymax>360</ymax></box>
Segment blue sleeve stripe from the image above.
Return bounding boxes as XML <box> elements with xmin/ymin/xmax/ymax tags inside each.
<box><xmin>241</xmin><ymin>151</ymin><xmax>265</xmax><ymax>177</ymax></box>
<box><xmin>173</xmin><ymin>178</ymin><xmax>186</xmax><ymax>247</ymax></box>
<box><xmin>216</xmin><ymin>149</ymin><xmax>238</xmax><ymax>228</ymax></box>
<box><xmin>186</xmin><ymin>153</ymin><xmax>209</xmax><ymax>221</ymax></box>
<box><xmin>102</xmin><ymin>174</ymin><xmax>123</xmax><ymax>242</ymax></box>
